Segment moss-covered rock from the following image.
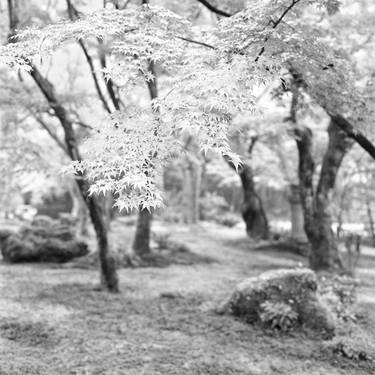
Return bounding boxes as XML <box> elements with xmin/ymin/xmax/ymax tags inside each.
<box><xmin>221</xmin><ymin>268</ymin><xmax>335</xmax><ymax>338</ymax></box>
<box><xmin>0</xmin><ymin>229</ymin><xmax>15</xmax><ymax>246</ymax></box>
<box><xmin>0</xmin><ymin>215</ymin><xmax>88</xmax><ymax>263</ymax></box>
<box><xmin>2</xmin><ymin>234</ymin><xmax>88</xmax><ymax>263</ymax></box>
<box><xmin>19</xmin><ymin>215</ymin><xmax>74</xmax><ymax>241</ymax></box>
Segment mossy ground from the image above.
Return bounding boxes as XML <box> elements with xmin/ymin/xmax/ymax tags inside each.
<box><xmin>1</xmin><ymin>220</ymin><xmax>375</xmax><ymax>374</ymax></box>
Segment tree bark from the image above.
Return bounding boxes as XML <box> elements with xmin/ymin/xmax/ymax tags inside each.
<box><xmin>6</xmin><ymin>0</ymin><xmax>118</xmax><ymax>290</ymax></box>
<box><xmin>132</xmin><ymin>60</ymin><xmax>157</xmax><ymax>257</ymax></box>
<box><xmin>100</xmin><ymin>192</ymin><xmax>117</xmax><ymax>232</ymax></box>
<box><xmin>366</xmin><ymin>198</ymin><xmax>375</xmax><ymax>246</ymax></box>
<box><xmin>132</xmin><ymin>208</ymin><xmax>152</xmax><ymax>256</ymax></box>
<box><xmin>239</xmin><ymin>163</ymin><xmax>269</xmax><ymax>240</ymax></box>
<box><xmin>69</xmin><ymin>180</ymin><xmax>89</xmax><ymax>237</ymax></box>
<box><xmin>29</xmin><ymin>67</ymin><xmax>119</xmax><ymax>292</ymax></box>
<box><xmin>296</xmin><ymin>120</ymin><xmax>353</xmax><ymax>270</ymax></box>
<box><xmin>182</xmin><ymin>153</ymin><xmax>202</xmax><ymax>225</ymax></box>
<box><xmin>288</xmin><ymin>184</ymin><xmax>307</xmax><ymax>242</ymax></box>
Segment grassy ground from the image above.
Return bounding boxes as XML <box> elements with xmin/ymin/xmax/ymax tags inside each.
<box><xmin>1</xmin><ymin>221</ymin><xmax>375</xmax><ymax>374</ymax></box>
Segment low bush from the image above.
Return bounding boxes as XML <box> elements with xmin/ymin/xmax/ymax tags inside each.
<box><xmin>259</xmin><ymin>301</ymin><xmax>298</xmax><ymax>331</ymax></box>
<box><xmin>323</xmin><ymin>326</ymin><xmax>375</xmax><ymax>362</ymax></box>
<box><xmin>319</xmin><ymin>275</ymin><xmax>359</xmax><ymax>322</ymax></box>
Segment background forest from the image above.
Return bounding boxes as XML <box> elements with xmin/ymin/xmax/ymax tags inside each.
<box><xmin>1</xmin><ymin>0</ymin><xmax>375</xmax><ymax>374</ymax></box>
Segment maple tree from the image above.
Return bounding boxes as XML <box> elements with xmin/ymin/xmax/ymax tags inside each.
<box><xmin>1</xmin><ymin>0</ymin><xmax>374</xmax><ymax>275</ymax></box>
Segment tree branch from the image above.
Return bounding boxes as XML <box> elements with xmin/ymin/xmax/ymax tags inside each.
<box><xmin>272</xmin><ymin>0</ymin><xmax>300</xmax><ymax>29</ymax></box>
<box><xmin>289</xmin><ymin>66</ymin><xmax>375</xmax><ymax>162</ymax></box>
<box><xmin>248</xmin><ymin>135</ymin><xmax>259</xmax><ymax>155</ymax></box>
<box><xmin>33</xmin><ymin>113</ymin><xmax>69</xmax><ymax>156</ymax></box>
<box><xmin>177</xmin><ymin>36</ymin><xmax>216</xmax><ymax>50</ymax></box>
<box><xmin>196</xmin><ymin>0</ymin><xmax>231</xmax><ymax>18</ymax></box>
<box><xmin>66</xmin><ymin>0</ymin><xmax>112</xmax><ymax>114</ymax></box>
<box><xmin>331</xmin><ymin>115</ymin><xmax>375</xmax><ymax>160</ymax></box>
<box><xmin>255</xmin><ymin>0</ymin><xmax>301</xmax><ymax>62</ymax></box>
<box><xmin>97</xmin><ymin>45</ymin><xmax>122</xmax><ymax>110</ymax></box>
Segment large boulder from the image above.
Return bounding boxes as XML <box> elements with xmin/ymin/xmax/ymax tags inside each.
<box><xmin>0</xmin><ymin>215</ymin><xmax>88</xmax><ymax>263</ymax></box>
<box><xmin>221</xmin><ymin>268</ymin><xmax>335</xmax><ymax>338</ymax></box>
<box><xmin>0</xmin><ymin>229</ymin><xmax>15</xmax><ymax>246</ymax></box>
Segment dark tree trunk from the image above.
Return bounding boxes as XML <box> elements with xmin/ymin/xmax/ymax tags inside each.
<box><xmin>132</xmin><ymin>209</ymin><xmax>152</xmax><ymax>256</ymax></box>
<box><xmin>296</xmin><ymin>120</ymin><xmax>353</xmax><ymax>270</ymax></box>
<box><xmin>29</xmin><ymin>67</ymin><xmax>119</xmax><ymax>292</ymax></box>
<box><xmin>82</xmin><ymin>183</ymin><xmax>118</xmax><ymax>291</ymax></box>
<box><xmin>239</xmin><ymin>163</ymin><xmax>269</xmax><ymax>240</ymax></box>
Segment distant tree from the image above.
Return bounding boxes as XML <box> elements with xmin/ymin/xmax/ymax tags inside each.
<box><xmin>227</xmin><ymin>126</ymin><xmax>269</xmax><ymax>240</ymax></box>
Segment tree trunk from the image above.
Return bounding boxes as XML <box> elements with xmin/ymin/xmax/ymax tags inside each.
<box><xmin>296</xmin><ymin>120</ymin><xmax>353</xmax><ymax>270</ymax></box>
<box><xmin>103</xmin><ymin>192</ymin><xmax>116</xmax><ymax>231</ymax></box>
<box><xmin>80</xmin><ymin>182</ymin><xmax>118</xmax><ymax>291</ymax></box>
<box><xmin>132</xmin><ymin>208</ymin><xmax>152</xmax><ymax>256</ymax></box>
<box><xmin>132</xmin><ymin>60</ymin><xmax>158</xmax><ymax>256</ymax></box>
<box><xmin>29</xmin><ymin>66</ymin><xmax>119</xmax><ymax>292</ymax></box>
<box><xmin>183</xmin><ymin>155</ymin><xmax>202</xmax><ymax>224</ymax></box>
<box><xmin>239</xmin><ymin>163</ymin><xmax>269</xmax><ymax>240</ymax></box>
<box><xmin>288</xmin><ymin>184</ymin><xmax>307</xmax><ymax>242</ymax></box>
<box><xmin>69</xmin><ymin>180</ymin><xmax>89</xmax><ymax>237</ymax></box>
<box><xmin>366</xmin><ymin>199</ymin><xmax>375</xmax><ymax>246</ymax></box>
<box><xmin>6</xmin><ymin>0</ymin><xmax>119</xmax><ymax>290</ymax></box>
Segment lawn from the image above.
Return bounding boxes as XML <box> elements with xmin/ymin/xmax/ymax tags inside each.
<box><xmin>1</xmin><ymin>221</ymin><xmax>375</xmax><ymax>375</ymax></box>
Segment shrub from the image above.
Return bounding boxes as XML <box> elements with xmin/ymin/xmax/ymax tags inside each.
<box><xmin>199</xmin><ymin>192</ymin><xmax>229</xmax><ymax>221</ymax></box>
<box><xmin>152</xmin><ymin>230</ymin><xmax>191</xmax><ymax>253</ymax></box>
<box><xmin>160</xmin><ymin>209</ymin><xmax>183</xmax><ymax>223</ymax></box>
<box><xmin>217</xmin><ymin>212</ymin><xmax>240</xmax><ymax>227</ymax></box>
<box><xmin>259</xmin><ymin>301</ymin><xmax>298</xmax><ymax>331</ymax></box>
<box><xmin>152</xmin><ymin>231</ymin><xmax>172</xmax><ymax>249</ymax></box>
<box><xmin>324</xmin><ymin>328</ymin><xmax>375</xmax><ymax>362</ymax></box>
<box><xmin>319</xmin><ymin>275</ymin><xmax>358</xmax><ymax>322</ymax></box>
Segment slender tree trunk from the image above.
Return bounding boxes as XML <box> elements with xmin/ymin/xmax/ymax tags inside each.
<box><xmin>103</xmin><ymin>192</ymin><xmax>116</xmax><ymax>231</ymax></box>
<box><xmin>132</xmin><ymin>208</ymin><xmax>153</xmax><ymax>256</ymax></box>
<box><xmin>69</xmin><ymin>180</ymin><xmax>89</xmax><ymax>236</ymax></box>
<box><xmin>366</xmin><ymin>198</ymin><xmax>375</xmax><ymax>246</ymax></box>
<box><xmin>132</xmin><ymin>60</ymin><xmax>157</xmax><ymax>257</ymax></box>
<box><xmin>288</xmin><ymin>184</ymin><xmax>307</xmax><ymax>242</ymax></box>
<box><xmin>7</xmin><ymin>0</ymin><xmax>118</xmax><ymax>291</ymax></box>
<box><xmin>183</xmin><ymin>155</ymin><xmax>202</xmax><ymax>224</ymax></box>
<box><xmin>239</xmin><ymin>163</ymin><xmax>269</xmax><ymax>240</ymax></box>
<box><xmin>190</xmin><ymin>160</ymin><xmax>201</xmax><ymax>224</ymax></box>
<box><xmin>29</xmin><ymin>67</ymin><xmax>119</xmax><ymax>292</ymax></box>
<box><xmin>296</xmin><ymin>120</ymin><xmax>353</xmax><ymax>270</ymax></box>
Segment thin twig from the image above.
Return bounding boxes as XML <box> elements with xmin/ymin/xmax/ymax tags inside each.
<box><xmin>33</xmin><ymin>113</ymin><xmax>69</xmax><ymax>155</ymax></box>
<box><xmin>177</xmin><ymin>36</ymin><xmax>216</xmax><ymax>50</ymax></box>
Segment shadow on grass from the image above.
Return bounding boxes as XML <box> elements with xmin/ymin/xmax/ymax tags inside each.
<box><xmin>31</xmin><ymin>282</ymin><xmax>375</xmax><ymax>374</ymax></box>
<box><xmin>0</xmin><ymin>320</ymin><xmax>59</xmax><ymax>348</ymax></box>
<box><xmin>135</xmin><ymin>249</ymin><xmax>215</xmax><ymax>268</ymax></box>
<box><xmin>64</xmin><ymin>247</ymin><xmax>215</xmax><ymax>270</ymax></box>
<box><xmin>222</xmin><ymin>237</ymin><xmax>307</xmax><ymax>257</ymax></box>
